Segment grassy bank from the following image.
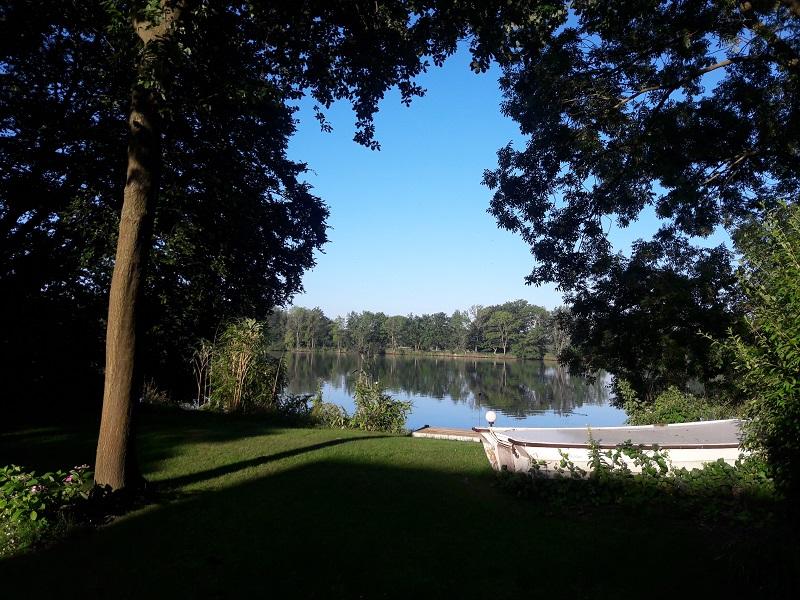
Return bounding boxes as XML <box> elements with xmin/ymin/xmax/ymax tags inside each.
<box><xmin>0</xmin><ymin>410</ymin><xmax>796</xmax><ymax>598</ymax></box>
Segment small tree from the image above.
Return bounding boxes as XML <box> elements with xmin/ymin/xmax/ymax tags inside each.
<box><xmin>724</xmin><ymin>203</ymin><xmax>800</xmax><ymax>498</ymax></box>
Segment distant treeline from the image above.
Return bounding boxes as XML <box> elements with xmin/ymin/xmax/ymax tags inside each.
<box><xmin>265</xmin><ymin>300</ymin><xmax>569</xmax><ymax>360</ymax></box>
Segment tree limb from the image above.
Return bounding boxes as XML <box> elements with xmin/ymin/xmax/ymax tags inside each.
<box><xmin>614</xmin><ymin>59</ymin><xmax>738</xmax><ymax>109</ymax></box>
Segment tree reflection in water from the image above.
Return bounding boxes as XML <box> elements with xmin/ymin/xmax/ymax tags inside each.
<box><xmin>282</xmin><ymin>352</ymin><xmax>624</xmax><ymax>428</ymax></box>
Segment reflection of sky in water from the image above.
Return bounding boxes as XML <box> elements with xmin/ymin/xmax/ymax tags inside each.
<box><xmin>283</xmin><ymin>353</ymin><xmax>627</xmax><ymax>430</ymax></box>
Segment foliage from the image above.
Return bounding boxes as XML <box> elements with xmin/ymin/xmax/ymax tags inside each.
<box><xmin>485</xmin><ymin>310</ymin><xmax>515</xmax><ymax>354</ymax></box>
<box><xmin>484</xmin><ymin>0</ymin><xmax>800</xmax><ymax>399</ymax></box>
<box><xmin>621</xmin><ymin>384</ymin><xmax>736</xmax><ymax>425</ymax></box>
<box><xmin>1</xmin><ymin>464</ymin><xmax>92</xmax><ymax>557</ymax></box>
<box><xmin>1</xmin><ymin>1</ymin><xmax>333</xmax><ymax>405</ymax></box>
<box><xmin>558</xmin><ymin>239</ymin><xmax>742</xmax><ymax>401</ymax></box>
<box><xmin>498</xmin><ymin>443</ymin><xmax>776</xmax><ymax>525</ymax></box>
<box><xmin>310</xmin><ymin>387</ymin><xmax>351</xmax><ymax>430</ymax></box>
<box><xmin>284</xmin><ymin>307</ymin><xmax>329</xmax><ymax>351</ymax></box>
<box><xmin>351</xmin><ymin>372</ymin><xmax>412</xmax><ymax>434</ymax></box>
<box><xmin>141</xmin><ymin>379</ymin><xmax>173</xmax><ymax>406</ymax></box>
<box><xmin>302</xmin><ymin>375</ymin><xmax>409</xmax><ymax>432</ymax></box>
<box><xmin>204</xmin><ymin>319</ymin><xmax>286</xmax><ymax>414</ymax></box>
<box><xmin>269</xmin><ymin>299</ymin><xmax>559</xmax><ymax>359</ymax></box>
<box><xmin>722</xmin><ymin>203</ymin><xmax>800</xmax><ymax>498</ymax></box>
<box><xmin>274</xmin><ymin>393</ymin><xmax>314</xmax><ymax>424</ymax></box>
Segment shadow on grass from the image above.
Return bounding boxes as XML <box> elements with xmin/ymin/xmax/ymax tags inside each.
<box><xmin>159</xmin><ymin>435</ymin><xmax>388</xmax><ymax>490</ymax></box>
<box><xmin>0</xmin><ymin>407</ymin><xmax>290</xmax><ymax>473</ymax></box>
<box><xmin>2</xmin><ymin>449</ymin><xmax>798</xmax><ymax>599</ymax></box>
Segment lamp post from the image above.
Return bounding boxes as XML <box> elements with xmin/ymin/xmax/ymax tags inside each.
<box><xmin>485</xmin><ymin>410</ymin><xmax>496</xmax><ymax>427</ymax></box>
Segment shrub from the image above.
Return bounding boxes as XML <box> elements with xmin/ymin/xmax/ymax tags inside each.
<box><xmin>141</xmin><ymin>378</ymin><xmax>172</xmax><ymax>406</ymax></box>
<box><xmin>0</xmin><ymin>464</ymin><xmax>92</xmax><ymax>557</ymax></box>
<box><xmin>722</xmin><ymin>202</ymin><xmax>800</xmax><ymax>498</ymax></box>
<box><xmin>310</xmin><ymin>387</ymin><xmax>350</xmax><ymax>429</ymax></box>
<box><xmin>275</xmin><ymin>393</ymin><xmax>314</xmax><ymax>423</ymax></box>
<box><xmin>497</xmin><ymin>443</ymin><xmax>776</xmax><ymax>524</ymax></box>
<box><xmin>350</xmin><ymin>372</ymin><xmax>412</xmax><ymax>433</ymax></box>
<box><xmin>623</xmin><ymin>384</ymin><xmax>735</xmax><ymax>425</ymax></box>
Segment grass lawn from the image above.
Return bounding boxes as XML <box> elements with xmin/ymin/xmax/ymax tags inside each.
<box><xmin>1</xmin><ymin>409</ymin><xmax>797</xmax><ymax>598</ymax></box>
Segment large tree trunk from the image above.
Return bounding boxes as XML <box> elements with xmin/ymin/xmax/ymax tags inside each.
<box><xmin>94</xmin><ymin>88</ymin><xmax>161</xmax><ymax>490</ymax></box>
<box><xmin>94</xmin><ymin>1</ymin><xmax>185</xmax><ymax>491</ymax></box>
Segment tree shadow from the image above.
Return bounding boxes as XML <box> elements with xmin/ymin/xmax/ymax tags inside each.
<box><xmin>158</xmin><ymin>435</ymin><xmax>388</xmax><ymax>490</ymax></box>
<box><xmin>2</xmin><ymin>447</ymin><xmax>797</xmax><ymax>598</ymax></box>
<box><xmin>0</xmin><ymin>408</ymin><xmax>295</xmax><ymax>473</ymax></box>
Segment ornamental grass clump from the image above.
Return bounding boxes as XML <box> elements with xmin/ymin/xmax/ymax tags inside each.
<box><xmin>0</xmin><ymin>464</ymin><xmax>92</xmax><ymax>557</ymax></box>
<box><xmin>195</xmin><ymin>319</ymin><xmax>287</xmax><ymax>414</ymax></box>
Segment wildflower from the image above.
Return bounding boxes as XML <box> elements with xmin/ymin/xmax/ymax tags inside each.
<box><xmin>64</xmin><ymin>475</ymin><xmax>74</xmax><ymax>484</ymax></box>
<box><xmin>30</xmin><ymin>485</ymin><xmax>45</xmax><ymax>494</ymax></box>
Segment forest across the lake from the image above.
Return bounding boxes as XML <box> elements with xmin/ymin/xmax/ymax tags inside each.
<box><xmin>265</xmin><ymin>299</ymin><xmax>565</xmax><ymax>360</ymax></box>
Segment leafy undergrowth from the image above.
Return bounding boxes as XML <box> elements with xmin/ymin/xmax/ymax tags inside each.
<box><xmin>0</xmin><ymin>410</ymin><xmax>797</xmax><ymax>598</ymax></box>
<box><xmin>497</xmin><ymin>443</ymin><xmax>780</xmax><ymax>527</ymax></box>
<box><xmin>0</xmin><ymin>464</ymin><xmax>92</xmax><ymax>558</ymax></box>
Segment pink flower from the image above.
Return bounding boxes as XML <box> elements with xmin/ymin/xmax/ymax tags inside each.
<box><xmin>64</xmin><ymin>475</ymin><xmax>74</xmax><ymax>483</ymax></box>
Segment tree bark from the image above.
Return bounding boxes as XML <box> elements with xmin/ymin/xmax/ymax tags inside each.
<box><xmin>94</xmin><ymin>88</ymin><xmax>161</xmax><ymax>489</ymax></box>
<box><xmin>93</xmin><ymin>0</ymin><xmax>187</xmax><ymax>491</ymax></box>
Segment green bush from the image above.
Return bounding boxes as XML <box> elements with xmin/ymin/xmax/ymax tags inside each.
<box><xmin>1</xmin><ymin>464</ymin><xmax>92</xmax><ymax>557</ymax></box>
<box><xmin>622</xmin><ymin>384</ymin><xmax>735</xmax><ymax>425</ymax></box>
<box><xmin>312</xmin><ymin>403</ymin><xmax>350</xmax><ymax>429</ymax></box>
<box><xmin>722</xmin><ymin>202</ymin><xmax>800</xmax><ymax>498</ymax></box>
<box><xmin>273</xmin><ymin>393</ymin><xmax>312</xmax><ymax>423</ymax></box>
<box><xmin>498</xmin><ymin>443</ymin><xmax>775</xmax><ymax>524</ymax></box>
<box><xmin>350</xmin><ymin>373</ymin><xmax>412</xmax><ymax>434</ymax></box>
<box><xmin>304</xmin><ymin>386</ymin><xmax>346</xmax><ymax>429</ymax></box>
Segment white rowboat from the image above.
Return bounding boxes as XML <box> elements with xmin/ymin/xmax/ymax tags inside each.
<box><xmin>473</xmin><ymin>419</ymin><xmax>744</xmax><ymax>475</ymax></box>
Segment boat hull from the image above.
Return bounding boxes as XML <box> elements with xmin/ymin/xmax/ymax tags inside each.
<box><xmin>475</xmin><ymin>420</ymin><xmax>744</xmax><ymax>475</ymax></box>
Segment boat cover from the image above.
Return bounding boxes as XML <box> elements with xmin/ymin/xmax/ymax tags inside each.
<box><xmin>495</xmin><ymin>419</ymin><xmax>742</xmax><ymax>449</ymax></box>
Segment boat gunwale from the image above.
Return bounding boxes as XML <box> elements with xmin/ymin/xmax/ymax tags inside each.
<box><xmin>505</xmin><ymin>440</ymin><xmax>739</xmax><ymax>450</ymax></box>
<box><xmin>472</xmin><ymin>419</ymin><xmax>743</xmax><ymax>450</ymax></box>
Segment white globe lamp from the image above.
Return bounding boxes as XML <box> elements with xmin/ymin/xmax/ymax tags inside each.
<box><xmin>485</xmin><ymin>410</ymin><xmax>497</xmax><ymax>427</ymax></box>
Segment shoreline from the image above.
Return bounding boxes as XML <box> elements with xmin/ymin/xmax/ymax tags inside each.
<box><xmin>281</xmin><ymin>348</ymin><xmax>560</xmax><ymax>362</ymax></box>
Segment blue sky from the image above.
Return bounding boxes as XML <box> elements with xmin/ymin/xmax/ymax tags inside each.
<box><xmin>287</xmin><ymin>44</ymin><xmax>727</xmax><ymax>319</ymax></box>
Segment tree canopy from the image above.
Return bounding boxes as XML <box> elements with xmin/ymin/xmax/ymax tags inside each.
<box><xmin>1</xmin><ymin>1</ymin><xmax>328</xmax><ymax>400</ymax></box>
<box><xmin>484</xmin><ymin>0</ymin><xmax>800</xmax><ymax>396</ymax></box>
<box><xmin>0</xmin><ymin>0</ymin><xmax>563</xmax><ymax>403</ymax></box>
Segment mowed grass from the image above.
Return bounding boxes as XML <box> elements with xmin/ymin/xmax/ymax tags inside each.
<box><xmin>1</xmin><ymin>409</ymin><xmax>797</xmax><ymax>599</ymax></box>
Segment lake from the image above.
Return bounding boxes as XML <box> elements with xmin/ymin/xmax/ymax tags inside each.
<box><xmin>283</xmin><ymin>352</ymin><xmax>626</xmax><ymax>430</ymax></box>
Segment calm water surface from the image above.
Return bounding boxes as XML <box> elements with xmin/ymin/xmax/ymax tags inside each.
<box><xmin>283</xmin><ymin>352</ymin><xmax>626</xmax><ymax>430</ymax></box>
